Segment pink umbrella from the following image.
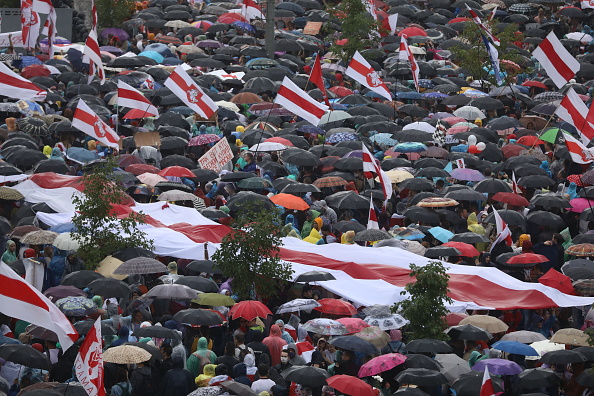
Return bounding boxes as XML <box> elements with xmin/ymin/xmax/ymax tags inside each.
<box><xmin>337</xmin><ymin>318</ymin><xmax>370</xmax><ymax>334</ymax></box>
<box><xmin>569</xmin><ymin>198</ymin><xmax>594</xmax><ymax>213</ymax></box>
<box><xmin>442</xmin><ymin>116</ymin><xmax>466</xmax><ymax>125</ymax></box>
<box><xmin>358</xmin><ymin>353</ymin><xmax>407</xmax><ymax>377</ymax></box>
<box><xmin>189</xmin><ymin>134</ymin><xmax>221</xmax><ymax>146</ymax></box>
<box><xmin>447</xmin><ymin>125</ymin><xmax>473</xmax><ymax>135</ymax></box>
<box><xmin>384</xmin><ymin>150</ymin><xmax>421</xmax><ymax>160</ymax></box>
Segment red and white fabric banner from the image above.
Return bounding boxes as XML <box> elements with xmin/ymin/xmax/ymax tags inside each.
<box><xmin>480</xmin><ymin>366</ymin><xmax>496</xmax><ymax>396</ymax></box>
<box><xmin>242</xmin><ymin>0</ymin><xmax>263</xmax><ymax>20</ymax></box>
<box><xmin>466</xmin><ymin>4</ymin><xmax>500</xmax><ymax>45</ymax></box>
<box><xmin>164</xmin><ymin>65</ymin><xmax>218</xmax><ymax>119</ymax></box>
<box><xmin>367</xmin><ymin>196</ymin><xmax>379</xmax><ymax>230</ymax></box>
<box><xmin>72</xmin><ymin>100</ymin><xmax>120</xmax><ymax>148</ymax></box>
<box><xmin>20</xmin><ymin>0</ymin><xmax>40</xmax><ymax>48</ymax></box>
<box><xmin>564</xmin><ymin>133</ymin><xmax>594</xmax><ymax>164</ymax></box>
<box><xmin>555</xmin><ymin>87</ymin><xmax>594</xmax><ymax>143</ymax></box>
<box><xmin>275</xmin><ymin>76</ymin><xmax>328</xmax><ymax>126</ymax></box>
<box><xmin>117</xmin><ymin>80</ymin><xmax>159</xmax><ymax>118</ymax></box>
<box><xmin>533</xmin><ymin>31</ymin><xmax>580</xmax><ymax>89</ymax></box>
<box><xmin>398</xmin><ymin>39</ymin><xmax>420</xmax><ymax>91</ymax></box>
<box><xmin>490</xmin><ymin>210</ymin><xmax>512</xmax><ymax>252</ymax></box>
<box><xmin>0</xmin><ymin>260</ymin><xmax>78</xmax><ymax>350</ymax></box>
<box><xmin>0</xmin><ymin>61</ymin><xmax>46</xmax><ymax>101</ymax></box>
<box><xmin>74</xmin><ymin>317</ymin><xmax>104</xmax><ymax>396</ymax></box>
<box><xmin>346</xmin><ymin>51</ymin><xmax>392</xmax><ymax>101</ymax></box>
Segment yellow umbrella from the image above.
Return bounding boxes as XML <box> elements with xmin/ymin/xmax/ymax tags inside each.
<box><xmin>525</xmin><ymin>340</ymin><xmax>566</xmax><ymax>361</ymax></box>
<box><xmin>96</xmin><ymin>256</ymin><xmax>126</xmax><ymax>281</ymax></box>
<box><xmin>383</xmin><ymin>170</ymin><xmax>414</xmax><ymax>183</ymax></box>
<box><xmin>459</xmin><ymin>315</ymin><xmax>508</xmax><ymax>333</ymax></box>
<box><xmin>550</xmin><ymin>328</ymin><xmax>590</xmax><ymax>346</ymax></box>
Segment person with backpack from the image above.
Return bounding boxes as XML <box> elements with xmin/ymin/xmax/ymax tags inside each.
<box><xmin>110</xmin><ymin>367</ymin><xmax>131</xmax><ymax>396</ymax></box>
<box><xmin>187</xmin><ymin>337</ymin><xmax>217</xmax><ymax>377</ymax></box>
<box><xmin>160</xmin><ymin>357</ymin><xmax>195</xmax><ymax>396</ymax></box>
<box><xmin>129</xmin><ymin>359</ymin><xmax>155</xmax><ymax>396</ymax></box>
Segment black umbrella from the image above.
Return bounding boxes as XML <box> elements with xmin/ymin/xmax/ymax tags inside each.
<box><xmin>154</xmin><ymin>113</ymin><xmax>190</xmax><ymax>130</ymax></box>
<box><xmin>415</xmin><ymin>167</ymin><xmax>451</xmax><ymax>178</ymax></box>
<box><xmin>393</xmin><ymin>388</ymin><xmax>429</xmax><ymax>396</ymax></box>
<box><xmin>5</xmin><ymin>148</ymin><xmax>48</xmax><ymax>170</ymax></box>
<box><xmin>133</xmin><ymin>326</ymin><xmax>180</xmax><ymax>340</ymax></box>
<box><xmin>334</xmin><ymin>157</ymin><xmax>363</xmax><ymax>171</ymax></box>
<box><xmin>574</xmin><ymin>346</ymin><xmax>594</xmax><ymax>361</ymax></box>
<box><xmin>518</xmin><ymin>368</ymin><xmax>560</xmax><ymax>389</ymax></box>
<box><xmin>160</xmin><ymin>155</ymin><xmax>195</xmax><ymax>169</ymax></box>
<box><xmin>577</xmin><ymin>371</ymin><xmax>594</xmax><ymax>387</ymax></box>
<box><xmin>73</xmin><ymin>320</ymin><xmax>117</xmax><ymax>336</ymax></box>
<box><xmin>442</xmin><ymin>188</ymin><xmax>486</xmax><ymax>202</ymax></box>
<box><xmin>402</xmin><ymin>354</ymin><xmax>443</xmax><ymax>370</ymax></box>
<box><xmin>483</xmin><ymin>210</ymin><xmax>526</xmax><ymax>227</ymax></box>
<box><xmin>281</xmin><ymin>147</ymin><xmax>322</xmax><ymax>166</ymax></box>
<box><xmin>531</xmin><ymin>193</ymin><xmax>571</xmax><ymax>209</ymax></box>
<box><xmin>294</xmin><ymin>271</ymin><xmax>336</xmax><ymax>282</ymax></box>
<box><xmin>124</xmin><ymin>342</ymin><xmax>164</xmax><ymax>360</ymax></box>
<box><xmin>403</xmin><ymin>207</ymin><xmax>440</xmax><ymax>225</ymax></box>
<box><xmin>281</xmin><ymin>183</ymin><xmax>321</xmax><ymax>194</ymax></box>
<box><xmin>32</xmin><ymin>159</ymin><xmax>70</xmax><ymax>174</ymax></box>
<box><xmin>473</xmin><ymin>178</ymin><xmax>512</xmax><ymax>194</ymax></box>
<box><xmin>3</xmin><ymin>137</ymin><xmax>39</xmax><ymax>151</ymax></box>
<box><xmin>425</xmin><ymin>246</ymin><xmax>461</xmax><ymax>258</ymax></box>
<box><xmin>281</xmin><ymin>366</ymin><xmax>330</xmax><ymax>386</ymax></box>
<box><xmin>446</xmin><ymin>324</ymin><xmax>492</xmax><ymax>340</ymax></box>
<box><xmin>61</xmin><ymin>270</ymin><xmax>105</xmax><ymax>288</ymax></box>
<box><xmin>405</xmin><ymin>338</ymin><xmax>453</xmax><ymax>354</ymax></box>
<box><xmin>175</xmin><ymin>276</ymin><xmax>219</xmax><ymax>293</ymax></box>
<box><xmin>539</xmin><ymin>350</ymin><xmax>587</xmax><ymax>364</ymax></box>
<box><xmin>325</xmin><ymin>191</ymin><xmax>370</xmax><ymax>210</ymax></box>
<box><xmin>395</xmin><ymin>369</ymin><xmax>448</xmax><ymax>386</ymax></box>
<box><xmin>399</xmin><ymin>178</ymin><xmax>434</xmax><ymax>191</ymax></box>
<box><xmin>329</xmin><ymin>335</ymin><xmax>379</xmax><ymax>355</ymax></box>
<box><xmin>517</xmin><ymin>175</ymin><xmax>555</xmax><ymax>188</ymax></box>
<box><xmin>452</xmin><ymin>372</ymin><xmax>504</xmax><ymax>396</ymax></box>
<box><xmin>186</xmin><ymin>260</ymin><xmax>222</xmax><ymax>274</ymax></box>
<box><xmin>333</xmin><ymin>221</ymin><xmax>366</xmax><ymax>233</ymax></box>
<box><xmin>451</xmin><ymin>232</ymin><xmax>489</xmax><ymax>243</ymax></box>
<box><xmin>413</xmin><ymin>158</ymin><xmax>448</xmax><ymax>169</ymax></box>
<box><xmin>526</xmin><ymin>211</ymin><xmax>565</xmax><ymax>230</ymax></box>
<box><xmin>220</xmin><ymin>171</ymin><xmax>256</xmax><ymax>182</ymax></box>
<box><xmin>173</xmin><ymin>308</ymin><xmax>224</xmax><ymax>326</ymax></box>
<box><xmin>88</xmin><ymin>278</ymin><xmax>131</xmax><ymax>298</ymax></box>
<box><xmin>0</xmin><ymin>344</ymin><xmax>50</xmax><ymax>369</ymax></box>
<box><xmin>112</xmin><ymin>247</ymin><xmax>154</xmax><ymax>261</ymax></box>
<box><xmin>561</xmin><ymin>259</ymin><xmax>594</xmax><ymax>280</ymax></box>
<box><xmin>226</xmin><ymin>191</ymin><xmax>275</xmax><ymax>212</ymax></box>
<box><xmin>353</xmin><ymin>229</ymin><xmax>392</xmax><ymax>242</ymax></box>
<box><xmin>190</xmin><ymin>168</ymin><xmax>219</xmax><ymax>182</ymax></box>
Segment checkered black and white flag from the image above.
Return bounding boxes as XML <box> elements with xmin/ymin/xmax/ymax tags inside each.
<box><xmin>433</xmin><ymin>119</ymin><xmax>447</xmax><ymax>147</ymax></box>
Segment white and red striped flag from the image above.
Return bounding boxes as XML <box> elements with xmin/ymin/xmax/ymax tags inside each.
<box><xmin>20</xmin><ymin>0</ymin><xmax>40</xmax><ymax>48</ymax></box>
<box><xmin>582</xmin><ymin>0</ymin><xmax>594</xmax><ymax>9</ymax></box>
<box><xmin>398</xmin><ymin>38</ymin><xmax>420</xmax><ymax>91</ymax></box>
<box><xmin>164</xmin><ymin>65</ymin><xmax>218</xmax><ymax>119</ymax></box>
<box><xmin>480</xmin><ymin>366</ymin><xmax>496</xmax><ymax>396</ymax></box>
<box><xmin>365</xmin><ymin>0</ymin><xmax>378</xmax><ymax>20</ymax></box>
<box><xmin>84</xmin><ymin>0</ymin><xmax>104</xmax><ymax>84</ymax></box>
<box><xmin>362</xmin><ymin>143</ymin><xmax>393</xmax><ymax>206</ymax></box>
<box><xmin>0</xmin><ymin>261</ymin><xmax>78</xmax><ymax>350</ymax></box>
<box><xmin>275</xmin><ymin>76</ymin><xmax>328</xmax><ymax>126</ymax></box>
<box><xmin>490</xmin><ymin>210</ymin><xmax>512</xmax><ymax>252</ymax></box>
<box><xmin>117</xmin><ymin>80</ymin><xmax>159</xmax><ymax>118</ymax></box>
<box><xmin>72</xmin><ymin>100</ymin><xmax>120</xmax><ymax>148</ymax></box>
<box><xmin>74</xmin><ymin>318</ymin><xmax>104</xmax><ymax>396</ymax></box>
<box><xmin>242</xmin><ymin>0</ymin><xmax>263</xmax><ymax>20</ymax></box>
<box><xmin>309</xmin><ymin>54</ymin><xmax>330</xmax><ymax>106</ymax></box>
<box><xmin>0</xmin><ymin>61</ymin><xmax>46</xmax><ymax>101</ymax></box>
<box><xmin>367</xmin><ymin>195</ymin><xmax>379</xmax><ymax>230</ymax></box>
<box><xmin>564</xmin><ymin>133</ymin><xmax>594</xmax><ymax>164</ymax></box>
<box><xmin>346</xmin><ymin>51</ymin><xmax>392</xmax><ymax>101</ymax></box>
<box><xmin>33</xmin><ymin>0</ymin><xmax>56</xmax><ymax>56</ymax></box>
<box><xmin>387</xmin><ymin>13</ymin><xmax>399</xmax><ymax>35</ymax></box>
<box><xmin>511</xmin><ymin>171</ymin><xmax>521</xmax><ymax>194</ymax></box>
<box><xmin>533</xmin><ymin>31</ymin><xmax>580</xmax><ymax>89</ymax></box>
<box><xmin>466</xmin><ymin>5</ymin><xmax>500</xmax><ymax>46</ymax></box>
<box><xmin>555</xmin><ymin>87</ymin><xmax>594</xmax><ymax>143</ymax></box>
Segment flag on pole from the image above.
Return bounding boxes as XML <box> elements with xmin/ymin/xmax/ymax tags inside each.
<box><xmin>117</xmin><ymin>80</ymin><xmax>159</xmax><ymax>118</ymax></box>
<box><xmin>242</xmin><ymin>0</ymin><xmax>263</xmax><ymax>20</ymax></box>
<box><xmin>387</xmin><ymin>13</ymin><xmax>398</xmax><ymax>35</ymax></box>
<box><xmin>581</xmin><ymin>0</ymin><xmax>594</xmax><ymax>9</ymax></box>
<box><xmin>555</xmin><ymin>87</ymin><xmax>594</xmax><ymax>144</ymax></box>
<box><xmin>0</xmin><ymin>261</ymin><xmax>78</xmax><ymax>350</ymax></box>
<box><xmin>309</xmin><ymin>54</ymin><xmax>330</xmax><ymax>107</ymax></box>
<box><xmin>433</xmin><ymin>119</ymin><xmax>446</xmax><ymax>147</ymax></box>
<box><xmin>0</xmin><ymin>61</ymin><xmax>46</xmax><ymax>101</ymax></box>
<box><xmin>346</xmin><ymin>51</ymin><xmax>392</xmax><ymax>100</ymax></box>
<box><xmin>533</xmin><ymin>31</ymin><xmax>580</xmax><ymax>89</ymax></box>
<box><xmin>362</xmin><ymin>143</ymin><xmax>393</xmax><ymax>206</ymax></box>
<box><xmin>367</xmin><ymin>195</ymin><xmax>379</xmax><ymax>230</ymax></box>
<box><xmin>275</xmin><ymin>76</ymin><xmax>328</xmax><ymax>126</ymax></box>
<box><xmin>20</xmin><ymin>0</ymin><xmax>40</xmax><ymax>48</ymax></box>
<box><xmin>72</xmin><ymin>100</ymin><xmax>120</xmax><ymax>148</ymax></box>
<box><xmin>490</xmin><ymin>210</ymin><xmax>512</xmax><ymax>252</ymax></box>
<box><xmin>74</xmin><ymin>317</ymin><xmax>105</xmax><ymax>396</ymax></box>
<box><xmin>164</xmin><ymin>65</ymin><xmax>219</xmax><ymax>119</ymax></box>
<box><xmin>480</xmin><ymin>366</ymin><xmax>496</xmax><ymax>396</ymax></box>
<box><xmin>511</xmin><ymin>171</ymin><xmax>521</xmax><ymax>194</ymax></box>
<box><xmin>34</xmin><ymin>0</ymin><xmax>56</xmax><ymax>56</ymax></box>
<box><xmin>490</xmin><ymin>5</ymin><xmax>498</xmax><ymax>21</ymax></box>
<box><xmin>466</xmin><ymin>4</ymin><xmax>500</xmax><ymax>45</ymax></box>
<box><xmin>481</xmin><ymin>33</ymin><xmax>503</xmax><ymax>86</ymax></box>
<box><xmin>84</xmin><ymin>0</ymin><xmax>104</xmax><ymax>84</ymax></box>
<box><xmin>455</xmin><ymin>158</ymin><xmax>465</xmax><ymax>169</ymax></box>
<box><xmin>398</xmin><ymin>38</ymin><xmax>420</xmax><ymax>91</ymax></box>
<box><xmin>563</xmin><ymin>133</ymin><xmax>594</xmax><ymax>164</ymax></box>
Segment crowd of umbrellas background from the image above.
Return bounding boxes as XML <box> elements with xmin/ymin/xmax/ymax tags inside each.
<box><xmin>8</xmin><ymin>0</ymin><xmax>594</xmax><ymax>395</ymax></box>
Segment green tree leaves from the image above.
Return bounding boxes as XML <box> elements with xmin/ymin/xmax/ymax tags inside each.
<box><xmin>96</xmin><ymin>0</ymin><xmax>134</xmax><ymax>29</ymax></box>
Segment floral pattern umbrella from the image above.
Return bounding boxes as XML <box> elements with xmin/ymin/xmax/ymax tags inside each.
<box><xmin>55</xmin><ymin>296</ymin><xmax>97</xmax><ymax>317</ymax></box>
<box><xmin>302</xmin><ymin>318</ymin><xmax>349</xmax><ymax>335</ymax></box>
<box><xmin>337</xmin><ymin>318</ymin><xmax>370</xmax><ymax>334</ymax></box>
<box><xmin>358</xmin><ymin>353</ymin><xmax>407</xmax><ymax>377</ymax></box>
<box><xmin>363</xmin><ymin>314</ymin><xmax>409</xmax><ymax>330</ymax></box>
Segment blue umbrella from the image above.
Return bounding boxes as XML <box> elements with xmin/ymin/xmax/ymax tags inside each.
<box><xmin>143</xmin><ymin>43</ymin><xmax>173</xmax><ymax>57</ymax></box>
<box><xmin>370</xmin><ymin>133</ymin><xmax>398</xmax><ymax>147</ymax></box>
<box><xmin>418</xmin><ymin>79</ymin><xmax>434</xmax><ymax>89</ymax></box>
<box><xmin>231</xmin><ymin>21</ymin><xmax>256</xmax><ymax>33</ymax></box>
<box><xmin>162</xmin><ymin>57</ymin><xmax>183</xmax><ymax>65</ymax></box>
<box><xmin>428</xmin><ymin>226</ymin><xmax>454</xmax><ymax>243</ymax></box>
<box><xmin>298</xmin><ymin>125</ymin><xmax>325</xmax><ymax>135</ymax></box>
<box><xmin>20</xmin><ymin>56</ymin><xmax>42</xmax><ymax>68</ymax></box>
<box><xmin>491</xmin><ymin>341</ymin><xmax>539</xmax><ymax>356</ymax></box>
<box><xmin>138</xmin><ymin>51</ymin><xmax>165</xmax><ymax>63</ymax></box>
<box><xmin>393</xmin><ymin>142</ymin><xmax>427</xmax><ymax>153</ymax></box>
<box><xmin>326</xmin><ymin>132</ymin><xmax>358</xmax><ymax>143</ymax></box>
<box><xmin>50</xmin><ymin>222</ymin><xmax>76</xmax><ymax>233</ymax></box>
<box><xmin>423</xmin><ymin>92</ymin><xmax>449</xmax><ymax>99</ymax></box>
<box><xmin>65</xmin><ymin>148</ymin><xmax>101</xmax><ymax>164</ymax></box>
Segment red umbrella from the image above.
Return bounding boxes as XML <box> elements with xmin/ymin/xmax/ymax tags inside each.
<box><xmin>329</xmin><ymin>86</ymin><xmax>354</xmax><ymax>97</ymax></box>
<box><xmin>501</xmin><ymin>144</ymin><xmax>525</xmax><ymax>158</ymax></box>
<box><xmin>229</xmin><ymin>300</ymin><xmax>272</xmax><ymax>320</ymax></box>
<box><xmin>337</xmin><ymin>318</ymin><xmax>370</xmax><ymax>334</ymax></box>
<box><xmin>218</xmin><ymin>12</ymin><xmax>247</xmax><ymax>24</ymax></box>
<box><xmin>445</xmin><ymin>312</ymin><xmax>469</xmax><ymax>326</ymax></box>
<box><xmin>491</xmin><ymin>192</ymin><xmax>529</xmax><ymax>207</ymax></box>
<box><xmin>327</xmin><ymin>375</ymin><xmax>375</xmax><ymax>396</ymax></box>
<box><xmin>442</xmin><ymin>242</ymin><xmax>479</xmax><ymax>257</ymax></box>
<box><xmin>158</xmin><ymin>166</ymin><xmax>196</xmax><ymax>178</ymax></box>
<box><xmin>506</xmin><ymin>253</ymin><xmax>549</xmax><ymax>267</ymax></box>
<box><xmin>522</xmin><ymin>81</ymin><xmax>547</xmax><ymax>89</ymax></box>
<box><xmin>264</xmin><ymin>137</ymin><xmax>294</xmax><ymax>146</ymax></box>
<box><xmin>21</xmin><ymin>65</ymin><xmax>51</xmax><ymax>78</ymax></box>
<box><xmin>398</xmin><ymin>27</ymin><xmax>427</xmax><ymax>37</ymax></box>
<box><xmin>448</xmin><ymin>17</ymin><xmax>470</xmax><ymax>24</ymax></box>
<box><xmin>314</xmin><ymin>298</ymin><xmax>357</xmax><ymax>316</ymax></box>
<box><xmin>539</xmin><ymin>269</ymin><xmax>576</xmax><ymax>295</ymax></box>
<box><xmin>126</xmin><ymin>164</ymin><xmax>160</xmax><ymax>175</ymax></box>
<box><xmin>517</xmin><ymin>136</ymin><xmax>545</xmax><ymax>146</ymax></box>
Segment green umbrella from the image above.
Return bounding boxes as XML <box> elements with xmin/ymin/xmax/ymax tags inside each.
<box><xmin>539</xmin><ymin>128</ymin><xmax>569</xmax><ymax>144</ymax></box>
<box><xmin>237</xmin><ymin>177</ymin><xmax>272</xmax><ymax>190</ymax></box>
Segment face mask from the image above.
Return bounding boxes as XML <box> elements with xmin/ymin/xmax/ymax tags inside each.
<box><xmin>288</xmin><ymin>351</ymin><xmax>295</xmax><ymax>359</ymax></box>
<box><xmin>280</xmin><ymin>357</ymin><xmax>289</xmax><ymax>364</ymax></box>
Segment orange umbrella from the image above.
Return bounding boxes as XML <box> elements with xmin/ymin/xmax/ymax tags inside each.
<box><xmin>270</xmin><ymin>193</ymin><xmax>309</xmax><ymax>211</ymax></box>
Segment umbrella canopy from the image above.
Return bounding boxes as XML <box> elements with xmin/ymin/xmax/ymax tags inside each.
<box><xmin>434</xmin><ymin>353</ymin><xmax>471</xmax><ymax>384</ymax></box>
<box><xmin>281</xmin><ymin>366</ymin><xmax>330</xmax><ymax>387</ymax></box>
<box><xmin>501</xmin><ymin>330</ymin><xmax>546</xmax><ymax>343</ymax></box>
<box><xmin>294</xmin><ymin>271</ymin><xmax>336</xmax><ymax>283</ymax></box>
<box><xmin>0</xmin><ymin>344</ymin><xmax>50</xmax><ymax>369</ymax></box>
<box><xmin>491</xmin><ymin>340</ymin><xmax>540</xmax><ymax>356</ymax></box>
<box><xmin>173</xmin><ymin>308</ymin><xmax>224</xmax><ymax>326</ymax></box>
<box><xmin>472</xmin><ymin>358</ymin><xmax>523</xmax><ymax>375</ymax></box>
<box><xmin>406</xmin><ymin>338</ymin><xmax>453</xmax><ymax>354</ymax></box>
<box><xmin>55</xmin><ymin>296</ymin><xmax>97</xmax><ymax>317</ymax></box>
<box><xmin>459</xmin><ymin>315</ymin><xmax>508</xmax><ymax>333</ymax></box>
<box><xmin>113</xmin><ymin>257</ymin><xmax>167</xmax><ymax>275</ymax></box>
<box><xmin>144</xmin><ymin>284</ymin><xmax>200</xmax><ymax>299</ymax></box>
<box><xmin>327</xmin><ymin>375</ymin><xmax>375</xmax><ymax>396</ymax></box>
<box><xmin>314</xmin><ymin>298</ymin><xmax>357</xmax><ymax>316</ymax></box>
<box><xmin>61</xmin><ymin>270</ymin><xmax>105</xmax><ymax>288</ymax></box>
<box><xmin>103</xmin><ymin>345</ymin><xmax>152</xmax><ymax>364</ymax></box>
<box><xmin>192</xmin><ymin>293</ymin><xmax>235</xmax><ymax>307</ymax></box>
<box><xmin>358</xmin><ymin>353</ymin><xmax>407</xmax><ymax>377</ymax></box>
<box><xmin>329</xmin><ymin>335</ymin><xmax>380</xmax><ymax>355</ymax></box>
<box><xmin>302</xmin><ymin>318</ymin><xmax>349</xmax><ymax>336</ymax></box>
<box><xmin>276</xmin><ymin>299</ymin><xmax>321</xmax><ymax>314</ymax></box>
<box><xmin>229</xmin><ymin>300</ymin><xmax>272</xmax><ymax>320</ymax></box>
<box><xmin>395</xmin><ymin>368</ymin><xmax>449</xmax><ymax>386</ymax></box>
<box><xmin>88</xmin><ymin>278</ymin><xmax>131</xmax><ymax>298</ymax></box>
<box><xmin>446</xmin><ymin>324</ymin><xmax>492</xmax><ymax>340</ymax></box>
<box><xmin>550</xmin><ymin>328</ymin><xmax>590</xmax><ymax>346</ymax></box>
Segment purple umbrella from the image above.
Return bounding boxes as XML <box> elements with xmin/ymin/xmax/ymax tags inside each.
<box><xmin>449</xmin><ymin>167</ymin><xmax>485</xmax><ymax>182</ymax></box>
<box><xmin>472</xmin><ymin>359</ymin><xmax>523</xmax><ymax>376</ymax></box>
<box><xmin>100</xmin><ymin>28</ymin><xmax>129</xmax><ymax>41</ymax></box>
<box><xmin>100</xmin><ymin>46</ymin><xmax>123</xmax><ymax>55</ymax></box>
<box><xmin>197</xmin><ymin>40</ymin><xmax>223</xmax><ymax>48</ymax></box>
<box><xmin>40</xmin><ymin>36</ymin><xmax>71</xmax><ymax>45</ymax></box>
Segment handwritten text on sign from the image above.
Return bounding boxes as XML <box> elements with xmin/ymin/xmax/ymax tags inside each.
<box><xmin>198</xmin><ymin>137</ymin><xmax>233</xmax><ymax>172</ymax></box>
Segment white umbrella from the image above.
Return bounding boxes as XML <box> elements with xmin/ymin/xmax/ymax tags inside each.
<box><xmin>52</xmin><ymin>232</ymin><xmax>83</xmax><ymax>251</ymax></box>
<box><xmin>566</xmin><ymin>32</ymin><xmax>593</xmax><ymax>43</ymax></box>
<box><xmin>525</xmin><ymin>340</ymin><xmax>566</xmax><ymax>361</ymax></box>
<box><xmin>403</xmin><ymin>121</ymin><xmax>435</xmax><ymax>133</ymax></box>
<box><xmin>137</xmin><ymin>173</ymin><xmax>167</xmax><ymax>187</ymax></box>
<box><xmin>435</xmin><ymin>353</ymin><xmax>471</xmax><ymax>384</ymax></box>
<box><xmin>453</xmin><ymin>105</ymin><xmax>486</xmax><ymax>120</ymax></box>
<box><xmin>165</xmin><ymin>20</ymin><xmax>191</xmax><ymax>28</ymax></box>
<box><xmin>363</xmin><ymin>314</ymin><xmax>409</xmax><ymax>330</ymax></box>
<box><xmin>144</xmin><ymin>284</ymin><xmax>201</xmax><ymax>299</ymax></box>
<box><xmin>276</xmin><ymin>299</ymin><xmax>321</xmax><ymax>314</ymax></box>
<box><xmin>216</xmin><ymin>100</ymin><xmax>240</xmax><ymax>112</ymax></box>
<box><xmin>249</xmin><ymin>142</ymin><xmax>288</xmax><ymax>152</ymax></box>
<box><xmin>319</xmin><ymin>110</ymin><xmax>352</xmax><ymax>124</ymax></box>
<box><xmin>501</xmin><ymin>330</ymin><xmax>546</xmax><ymax>344</ymax></box>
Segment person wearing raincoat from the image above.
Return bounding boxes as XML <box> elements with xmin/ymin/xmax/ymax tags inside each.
<box><xmin>300</xmin><ymin>210</ymin><xmax>320</xmax><ymax>239</ymax></box>
<box><xmin>467</xmin><ymin>213</ymin><xmax>487</xmax><ymax>252</ymax></box>
<box><xmin>274</xmin><ymin>320</ymin><xmax>295</xmax><ymax>345</ymax></box>
<box><xmin>195</xmin><ymin>364</ymin><xmax>216</xmax><ymax>387</ymax></box>
<box><xmin>303</xmin><ymin>228</ymin><xmax>322</xmax><ymax>244</ymax></box>
<box><xmin>187</xmin><ymin>337</ymin><xmax>217</xmax><ymax>377</ymax></box>
<box><xmin>262</xmin><ymin>324</ymin><xmax>287</xmax><ymax>366</ymax></box>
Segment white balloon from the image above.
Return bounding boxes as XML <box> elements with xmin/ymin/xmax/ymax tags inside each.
<box><xmin>476</xmin><ymin>142</ymin><xmax>486</xmax><ymax>151</ymax></box>
<box><xmin>468</xmin><ymin>134</ymin><xmax>477</xmax><ymax>146</ymax></box>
